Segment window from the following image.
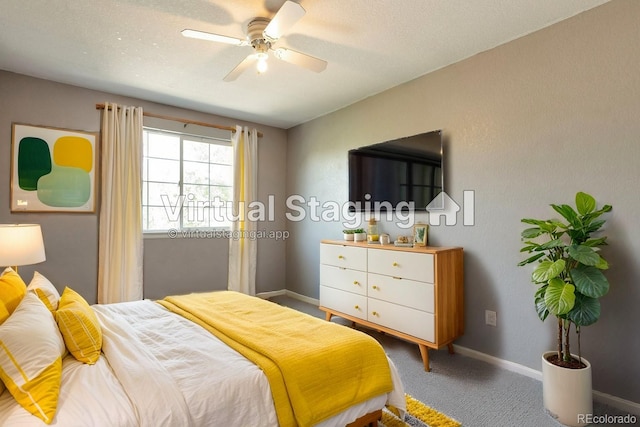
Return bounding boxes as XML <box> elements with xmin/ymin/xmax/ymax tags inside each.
<box><xmin>142</xmin><ymin>128</ymin><xmax>233</xmax><ymax>232</ymax></box>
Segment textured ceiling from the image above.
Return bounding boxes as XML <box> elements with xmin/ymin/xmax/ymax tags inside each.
<box><xmin>0</xmin><ymin>0</ymin><xmax>610</xmax><ymax>129</ymax></box>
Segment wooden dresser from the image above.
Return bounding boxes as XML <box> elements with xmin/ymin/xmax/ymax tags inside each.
<box><xmin>319</xmin><ymin>240</ymin><xmax>464</xmax><ymax>371</ymax></box>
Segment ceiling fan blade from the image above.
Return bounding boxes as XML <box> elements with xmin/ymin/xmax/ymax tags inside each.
<box><xmin>181</xmin><ymin>29</ymin><xmax>247</xmax><ymax>46</ymax></box>
<box><xmin>223</xmin><ymin>55</ymin><xmax>257</xmax><ymax>82</ymax></box>
<box><xmin>273</xmin><ymin>48</ymin><xmax>327</xmax><ymax>73</ymax></box>
<box><xmin>263</xmin><ymin>1</ymin><xmax>305</xmax><ymax>41</ymax></box>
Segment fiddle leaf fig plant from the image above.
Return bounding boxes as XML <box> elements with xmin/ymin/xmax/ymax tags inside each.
<box><xmin>518</xmin><ymin>192</ymin><xmax>612</xmax><ymax>367</ymax></box>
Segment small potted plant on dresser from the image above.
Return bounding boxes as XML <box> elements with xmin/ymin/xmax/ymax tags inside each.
<box><xmin>342</xmin><ymin>229</ymin><xmax>355</xmax><ymax>241</ymax></box>
<box><xmin>353</xmin><ymin>229</ymin><xmax>366</xmax><ymax>242</ymax></box>
<box><xmin>518</xmin><ymin>192</ymin><xmax>612</xmax><ymax>427</ymax></box>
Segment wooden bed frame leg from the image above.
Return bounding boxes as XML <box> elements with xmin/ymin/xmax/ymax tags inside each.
<box><xmin>346</xmin><ymin>409</ymin><xmax>382</xmax><ymax>427</ymax></box>
<box><xmin>418</xmin><ymin>344</ymin><xmax>430</xmax><ymax>372</ymax></box>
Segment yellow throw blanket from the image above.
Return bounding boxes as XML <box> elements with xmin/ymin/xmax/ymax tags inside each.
<box><xmin>158</xmin><ymin>291</ymin><xmax>393</xmax><ymax>427</ymax></box>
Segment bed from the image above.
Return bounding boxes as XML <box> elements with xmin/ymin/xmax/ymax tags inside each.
<box><xmin>0</xmin><ymin>270</ymin><xmax>405</xmax><ymax>427</ymax></box>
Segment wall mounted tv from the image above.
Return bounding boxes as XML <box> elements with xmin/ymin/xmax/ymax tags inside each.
<box><xmin>348</xmin><ymin>130</ymin><xmax>443</xmax><ymax>212</ymax></box>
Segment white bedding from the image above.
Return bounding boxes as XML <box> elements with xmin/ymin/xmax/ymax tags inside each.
<box><xmin>0</xmin><ymin>299</ymin><xmax>404</xmax><ymax>426</ymax></box>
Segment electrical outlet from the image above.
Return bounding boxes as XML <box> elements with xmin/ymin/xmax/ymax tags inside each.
<box><xmin>485</xmin><ymin>310</ymin><xmax>497</xmax><ymax>327</ymax></box>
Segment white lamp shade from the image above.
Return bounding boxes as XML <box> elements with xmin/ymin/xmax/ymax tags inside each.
<box><xmin>0</xmin><ymin>224</ymin><xmax>46</xmax><ymax>267</ymax></box>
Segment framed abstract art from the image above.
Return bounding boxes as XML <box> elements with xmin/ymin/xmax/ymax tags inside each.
<box><xmin>11</xmin><ymin>123</ymin><xmax>98</xmax><ymax>212</ymax></box>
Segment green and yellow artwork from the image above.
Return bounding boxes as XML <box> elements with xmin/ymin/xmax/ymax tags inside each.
<box><xmin>413</xmin><ymin>223</ymin><xmax>429</xmax><ymax>247</ymax></box>
<box><xmin>11</xmin><ymin>124</ymin><xmax>98</xmax><ymax>212</ymax></box>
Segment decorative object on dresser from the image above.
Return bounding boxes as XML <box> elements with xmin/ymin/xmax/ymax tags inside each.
<box><xmin>319</xmin><ymin>240</ymin><xmax>464</xmax><ymax>371</ymax></box>
<box><xmin>353</xmin><ymin>228</ymin><xmax>366</xmax><ymax>242</ymax></box>
<box><xmin>413</xmin><ymin>223</ymin><xmax>428</xmax><ymax>247</ymax></box>
<box><xmin>367</xmin><ymin>218</ymin><xmax>379</xmax><ymax>243</ymax></box>
<box><xmin>394</xmin><ymin>235</ymin><xmax>413</xmax><ymax>247</ymax></box>
<box><xmin>342</xmin><ymin>229</ymin><xmax>355</xmax><ymax>241</ymax></box>
<box><xmin>518</xmin><ymin>191</ymin><xmax>612</xmax><ymax>427</ymax></box>
<box><xmin>379</xmin><ymin>233</ymin><xmax>391</xmax><ymax>245</ymax></box>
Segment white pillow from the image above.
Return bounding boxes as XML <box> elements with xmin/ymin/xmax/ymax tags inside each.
<box><xmin>0</xmin><ymin>292</ymin><xmax>66</xmax><ymax>424</ymax></box>
<box><xmin>27</xmin><ymin>271</ymin><xmax>61</xmax><ymax>312</ymax></box>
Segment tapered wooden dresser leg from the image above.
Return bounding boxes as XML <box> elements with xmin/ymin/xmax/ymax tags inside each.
<box><xmin>418</xmin><ymin>344</ymin><xmax>430</xmax><ymax>372</ymax></box>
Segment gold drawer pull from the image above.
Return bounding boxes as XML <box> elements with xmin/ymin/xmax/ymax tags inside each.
<box><xmin>372</xmin><ymin>285</ymin><xmax>379</xmax><ymax>290</ymax></box>
<box><xmin>371</xmin><ymin>311</ymin><xmax>379</xmax><ymax>316</ymax></box>
<box><xmin>354</xmin><ymin>305</ymin><xmax>360</xmax><ymax>310</ymax></box>
<box><xmin>353</xmin><ymin>281</ymin><xmax>359</xmax><ymax>285</ymax></box>
<box><xmin>338</xmin><ymin>255</ymin><xmax>344</xmax><ymax>259</ymax></box>
<box><xmin>392</xmin><ymin>262</ymin><xmax>399</xmax><ymax>267</ymax></box>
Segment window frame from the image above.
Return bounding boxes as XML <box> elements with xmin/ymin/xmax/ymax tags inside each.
<box><xmin>142</xmin><ymin>126</ymin><xmax>233</xmax><ymax>235</ymax></box>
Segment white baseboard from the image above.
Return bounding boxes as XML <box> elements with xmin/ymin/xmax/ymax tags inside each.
<box><xmin>591</xmin><ymin>390</ymin><xmax>640</xmax><ymax>416</ymax></box>
<box><xmin>452</xmin><ymin>345</ymin><xmax>542</xmax><ymax>381</ymax></box>
<box><xmin>453</xmin><ymin>345</ymin><xmax>640</xmax><ymax>416</ymax></box>
<box><xmin>262</xmin><ymin>289</ymin><xmax>640</xmax><ymax>416</ymax></box>
<box><xmin>284</xmin><ymin>289</ymin><xmax>320</xmax><ymax>306</ymax></box>
<box><xmin>257</xmin><ymin>289</ymin><xmax>320</xmax><ymax>306</ymax></box>
<box><xmin>256</xmin><ymin>290</ymin><xmax>286</xmax><ymax>299</ymax></box>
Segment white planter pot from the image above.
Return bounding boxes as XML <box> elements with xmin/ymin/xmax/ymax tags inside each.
<box><xmin>542</xmin><ymin>351</ymin><xmax>592</xmax><ymax>427</ymax></box>
<box><xmin>343</xmin><ymin>233</ymin><xmax>354</xmax><ymax>241</ymax></box>
<box><xmin>354</xmin><ymin>232</ymin><xmax>366</xmax><ymax>242</ymax></box>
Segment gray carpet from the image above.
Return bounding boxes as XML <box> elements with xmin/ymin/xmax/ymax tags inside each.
<box><xmin>269</xmin><ymin>295</ymin><xmax>631</xmax><ymax>427</ymax></box>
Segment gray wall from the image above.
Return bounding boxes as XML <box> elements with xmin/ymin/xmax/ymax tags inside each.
<box><xmin>0</xmin><ymin>71</ymin><xmax>288</xmax><ymax>303</ymax></box>
<box><xmin>286</xmin><ymin>0</ymin><xmax>640</xmax><ymax>404</ymax></box>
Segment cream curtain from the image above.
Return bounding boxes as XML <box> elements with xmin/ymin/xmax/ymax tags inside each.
<box><xmin>228</xmin><ymin>126</ymin><xmax>258</xmax><ymax>295</ymax></box>
<box><xmin>98</xmin><ymin>102</ymin><xmax>144</xmax><ymax>304</ymax></box>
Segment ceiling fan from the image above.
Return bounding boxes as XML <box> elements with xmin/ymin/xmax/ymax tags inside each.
<box><xmin>182</xmin><ymin>1</ymin><xmax>327</xmax><ymax>81</ymax></box>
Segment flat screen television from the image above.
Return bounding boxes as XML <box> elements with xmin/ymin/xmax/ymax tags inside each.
<box><xmin>348</xmin><ymin>130</ymin><xmax>443</xmax><ymax>212</ymax></box>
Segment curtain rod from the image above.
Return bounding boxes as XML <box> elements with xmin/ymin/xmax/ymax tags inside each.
<box><xmin>95</xmin><ymin>103</ymin><xmax>263</xmax><ymax>137</ymax></box>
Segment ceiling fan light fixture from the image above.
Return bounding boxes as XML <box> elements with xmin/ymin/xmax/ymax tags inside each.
<box><xmin>256</xmin><ymin>52</ymin><xmax>268</xmax><ymax>74</ymax></box>
<box><xmin>252</xmin><ymin>39</ymin><xmax>270</xmax><ymax>74</ymax></box>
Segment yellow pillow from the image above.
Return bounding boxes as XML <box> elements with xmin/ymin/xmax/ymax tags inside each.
<box><xmin>0</xmin><ymin>301</ymin><xmax>9</xmax><ymax>324</ymax></box>
<box><xmin>27</xmin><ymin>271</ymin><xmax>61</xmax><ymax>312</ymax></box>
<box><xmin>0</xmin><ymin>267</ymin><xmax>27</xmax><ymax>314</ymax></box>
<box><xmin>0</xmin><ymin>292</ymin><xmax>65</xmax><ymax>424</ymax></box>
<box><xmin>0</xmin><ymin>301</ymin><xmax>7</xmax><ymax>395</ymax></box>
<box><xmin>55</xmin><ymin>287</ymin><xmax>102</xmax><ymax>364</ymax></box>
<box><xmin>0</xmin><ymin>302</ymin><xmax>6</xmax><ymax>396</ymax></box>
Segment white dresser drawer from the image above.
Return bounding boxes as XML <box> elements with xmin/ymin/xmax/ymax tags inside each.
<box><xmin>320</xmin><ymin>244</ymin><xmax>367</xmax><ymax>271</ymax></box>
<box><xmin>320</xmin><ymin>285</ymin><xmax>367</xmax><ymax>321</ymax></box>
<box><xmin>320</xmin><ymin>265</ymin><xmax>367</xmax><ymax>295</ymax></box>
<box><xmin>368</xmin><ymin>298</ymin><xmax>435</xmax><ymax>342</ymax></box>
<box><xmin>367</xmin><ymin>273</ymin><xmax>434</xmax><ymax>313</ymax></box>
<box><xmin>368</xmin><ymin>249</ymin><xmax>433</xmax><ymax>283</ymax></box>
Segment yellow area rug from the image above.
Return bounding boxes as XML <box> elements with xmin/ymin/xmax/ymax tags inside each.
<box><xmin>381</xmin><ymin>394</ymin><xmax>461</xmax><ymax>427</ymax></box>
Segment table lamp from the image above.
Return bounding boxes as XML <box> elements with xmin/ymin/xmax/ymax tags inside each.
<box><xmin>0</xmin><ymin>224</ymin><xmax>46</xmax><ymax>273</ymax></box>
